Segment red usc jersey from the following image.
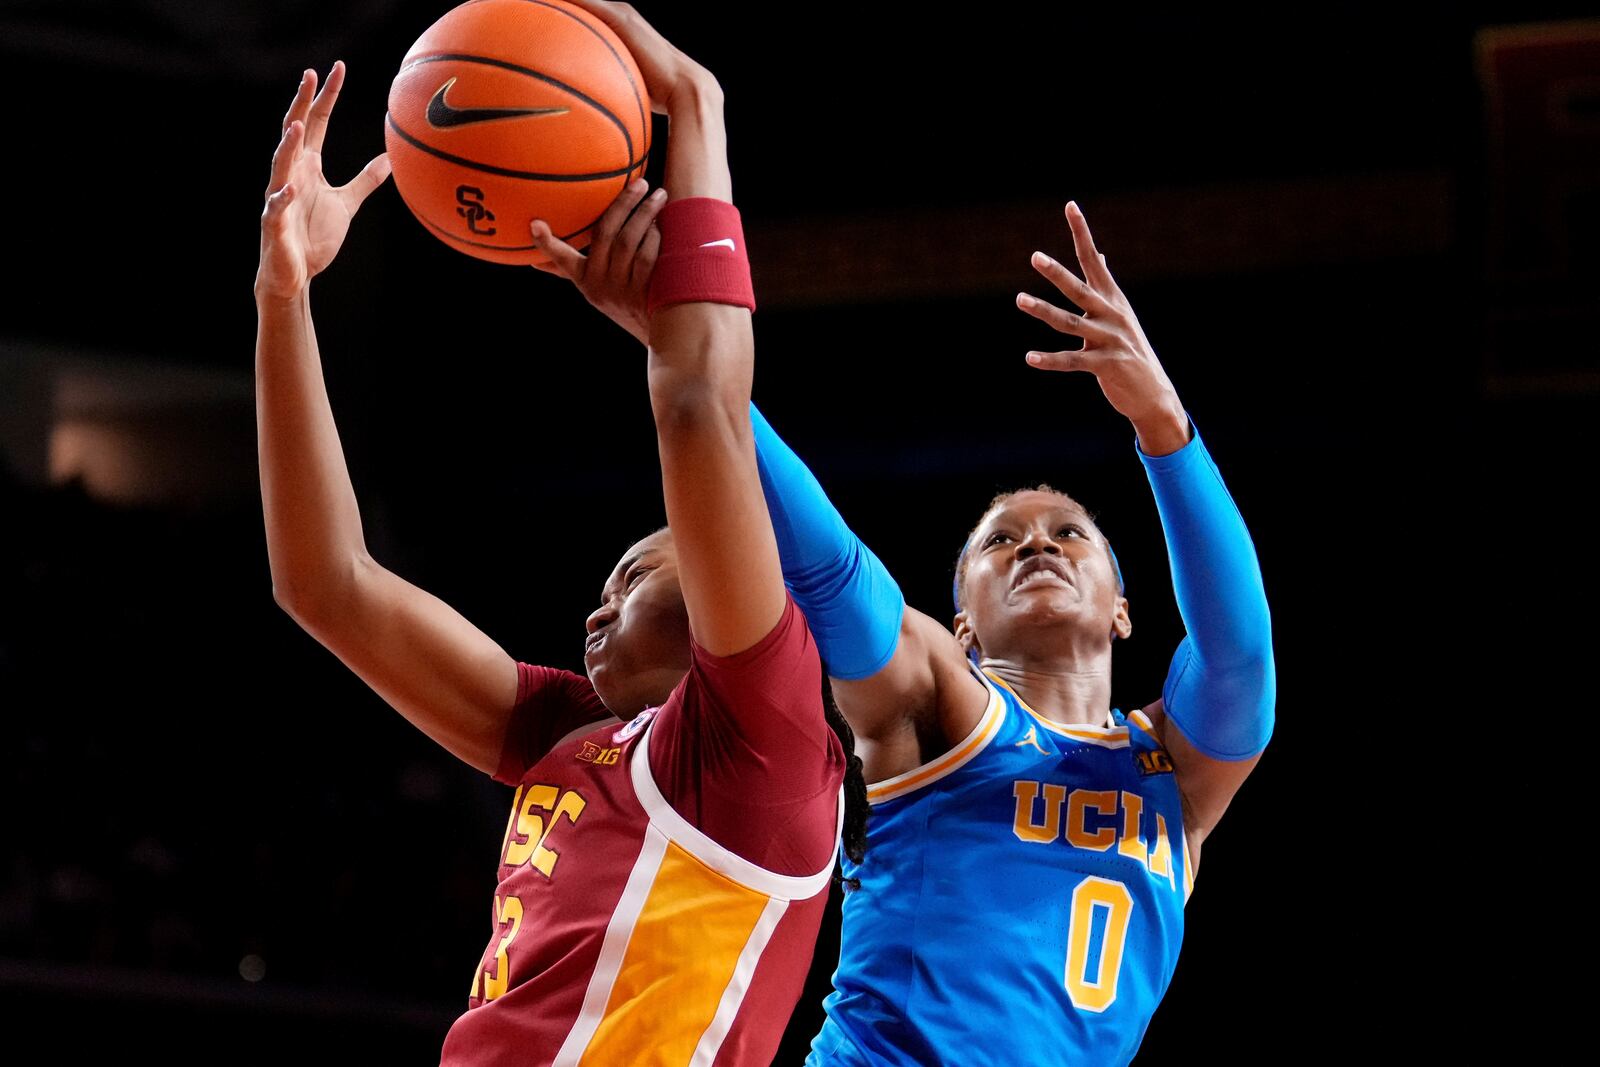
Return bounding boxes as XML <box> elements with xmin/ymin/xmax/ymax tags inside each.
<box><xmin>441</xmin><ymin>596</ymin><xmax>845</xmax><ymax>1067</ymax></box>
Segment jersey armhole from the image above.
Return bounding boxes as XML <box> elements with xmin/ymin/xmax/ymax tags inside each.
<box><xmin>863</xmin><ymin>668</ymin><xmax>1006</xmax><ymax>806</ymax></box>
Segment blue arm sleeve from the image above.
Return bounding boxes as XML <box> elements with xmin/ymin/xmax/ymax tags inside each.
<box><xmin>1137</xmin><ymin>419</ymin><xmax>1275</xmax><ymax>760</ymax></box>
<box><xmin>749</xmin><ymin>403</ymin><xmax>905</xmax><ymax>680</ymax></box>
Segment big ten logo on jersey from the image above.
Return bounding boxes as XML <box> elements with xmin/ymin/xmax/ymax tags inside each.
<box><xmin>1136</xmin><ymin>748</ymin><xmax>1174</xmax><ymax>777</ymax></box>
<box><xmin>576</xmin><ymin>741</ymin><xmax>621</xmax><ymax>765</ymax></box>
<box><xmin>455</xmin><ymin>185</ymin><xmax>496</xmax><ymax>235</ymax></box>
<box><xmin>1011</xmin><ymin>782</ymin><xmax>1177</xmax><ymax>893</ymax></box>
<box><xmin>499</xmin><ymin>783</ymin><xmax>587</xmax><ymax>879</ymax></box>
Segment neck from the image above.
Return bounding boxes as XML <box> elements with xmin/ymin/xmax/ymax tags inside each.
<box><xmin>979</xmin><ymin>653</ymin><xmax>1114</xmax><ymax>727</ymax></box>
<box><xmin>613</xmin><ymin>665</ymin><xmax>690</xmax><ymax>719</ymax></box>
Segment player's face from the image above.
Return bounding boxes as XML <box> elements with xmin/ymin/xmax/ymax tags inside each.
<box><xmin>958</xmin><ymin>492</ymin><xmax>1129</xmax><ymax>660</ymax></box>
<box><xmin>583</xmin><ymin>529</ymin><xmax>693</xmax><ymax>717</ymax></box>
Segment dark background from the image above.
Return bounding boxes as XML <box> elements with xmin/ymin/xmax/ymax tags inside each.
<box><xmin>1</xmin><ymin>1</ymin><xmax>1591</xmax><ymax>1061</ymax></box>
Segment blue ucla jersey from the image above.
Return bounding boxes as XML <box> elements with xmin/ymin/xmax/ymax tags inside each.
<box><xmin>809</xmin><ymin>669</ymin><xmax>1193</xmax><ymax>1067</ymax></box>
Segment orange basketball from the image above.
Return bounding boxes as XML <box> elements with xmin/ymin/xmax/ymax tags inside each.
<box><xmin>384</xmin><ymin>0</ymin><xmax>652</xmax><ymax>266</ymax></box>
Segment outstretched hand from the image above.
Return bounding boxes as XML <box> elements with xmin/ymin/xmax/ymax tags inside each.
<box><xmin>529</xmin><ymin>178</ymin><xmax>668</xmax><ymax>345</ymax></box>
<box><xmin>256</xmin><ymin>62</ymin><xmax>391</xmax><ymax>303</ymax></box>
<box><xmin>1017</xmin><ymin>202</ymin><xmax>1190</xmax><ymax>455</ymax></box>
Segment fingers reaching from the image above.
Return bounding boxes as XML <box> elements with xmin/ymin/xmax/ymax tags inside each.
<box><xmin>339</xmin><ymin>152</ymin><xmax>391</xmax><ymax>210</ymax></box>
<box><xmin>282</xmin><ymin>68</ymin><xmax>317</xmax><ymax>136</ymax></box>
<box><xmin>611</xmin><ymin>187</ymin><xmax>667</xmax><ymax>286</ymax></box>
<box><xmin>1016</xmin><ymin>292</ymin><xmax>1118</xmax><ymax>346</ymax></box>
<box><xmin>304</xmin><ymin>60</ymin><xmax>346</xmax><ymax>153</ymax></box>
<box><xmin>262</xmin><ymin>181</ymin><xmax>297</xmax><ymax>229</ymax></box>
<box><xmin>587</xmin><ymin>179</ymin><xmax>650</xmax><ymax>280</ymax></box>
<box><xmin>630</xmin><ymin>223</ymin><xmax>661</xmax><ymax>290</ymax></box>
<box><xmin>267</xmin><ymin>119</ymin><xmax>304</xmax><ymax>196</ymax></box>
<box><xmin>529</xmin><ymin>220</ymin><xmax>587</xmax><ymax>279</ymax></box>
<box><xmin>1065</xmin><ymin>201</ymin><xmax>1120</xmax><ymax>296</ymax></box>
<box><xmin>1024</xmin><ymin>348</ymin><xmax>1092</xmax><ymax>374</ymax></box>
<box><xmin>1029</xmin><ymin>250</ymin><xmax>1111</xmax><ymax>316</ymax></box>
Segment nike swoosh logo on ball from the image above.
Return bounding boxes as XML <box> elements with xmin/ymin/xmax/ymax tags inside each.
<box><xmin>427</xmin><ymin>77</ymin><xmax>570</xmax><ymax>128</ymax></box>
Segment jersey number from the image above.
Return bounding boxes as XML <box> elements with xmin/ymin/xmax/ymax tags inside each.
<box><xmin>1064</xmin><ymin>876</ymin><xmax>1134</xmax><ymax>1012</ymax></box>
<box><xmin>470</xmin><ymin>892</ymin><xmax>524</xmax><ymax>1002</ymax></box>
<box><xmin>470</xmin><ymin>785</ymin><xmax>588</xmax><ymax>1003</ymax></box>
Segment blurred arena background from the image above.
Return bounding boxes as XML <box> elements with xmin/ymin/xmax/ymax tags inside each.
<box><xmin>1</xmin><ymin>1</ymin><xmax>1590</xmax><ymax>1060</ymax></box>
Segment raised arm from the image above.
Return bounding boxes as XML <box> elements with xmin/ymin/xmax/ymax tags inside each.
<box><xmin>1019</xmin><ymin>201</ymin><xmax>1274</xmax><ymax>841</ymax></box>
<box><xmin>544</xmin><ymin>2</ymin><xmax>785</xmax><ymax>659</ymax></box>
<box><xmin>748</xmin><ymin>407</ymin><xmax>989</xmax><ymax>761</ymax></box>
<box><xmin>529</xmin><ymin>135</ymin><xmax>982</xmax><ymax>765</ymax></box>
<box><xmin>256</xmin><ymin>62</ymin><xmax>517</xmax><ymax>774</ymax></box>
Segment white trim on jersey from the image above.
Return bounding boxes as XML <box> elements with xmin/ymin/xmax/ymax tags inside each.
<box><xmin>984</xmin><ymin>669</ymin><xmax>1132</xmax><ymax>749</ymax></box>
<box><xmin>630</xmin><ymin>719</ymin><xmax>841</xmax><ymax>901</ymax></box>
<box><xmin>550</xmin><ymin>827</ymin><xmax>670</xmax><ymax>1067</ymax></box>
<box><xmin>864</xmin><ymin>670</ymin><xmax>1006</xmax><ymax>805</ymax></box>
<box><xmin>688</xmin><ymin>895</ymin><xmax>789</xmax><ymax>1066</ymax></box>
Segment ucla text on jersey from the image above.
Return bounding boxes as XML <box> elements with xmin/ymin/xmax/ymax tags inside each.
<box><xmin>810</xmin><ymin>669</ymin><xmax>1192</xmax><ymax>1067</ymax></box>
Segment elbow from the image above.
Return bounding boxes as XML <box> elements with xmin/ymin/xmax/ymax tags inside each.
<box><xmin>271</xmin><ymin>575</ymin><xmax>326</xmax><ymax>632</ymax></box>
<box><xmin>649</xmin><ymin>375</ymin><xmax>749</xmax><ymax>444</ymax></box>
<box><xmin>269</xmin><ymin>553</ymin><xmax>367</xmax><ymax>633</ymax></box>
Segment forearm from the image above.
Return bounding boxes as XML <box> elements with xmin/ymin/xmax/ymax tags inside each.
<box><xmin>1141</xmin><ymin>419</ymin><xmax>1274</xmax><ymax>759</ymax></box>
<box><xmin>750</xmin><ymin>403</ymin><xmax>904</xmax><ymax>679</ymax></box>
<box><xmin>255</xmin><ymin>286</ymin><xmax>369</xmax><ymax>619</ymax></box>
<box><xmin>647</xmin><ymin>79</ymin><xmax>741</xmax><ymax>406</ymax></box>
<box><xmin>646</xmin><ymin>78</ymin><xmax>784</xmax><ymax>657</ymax></box>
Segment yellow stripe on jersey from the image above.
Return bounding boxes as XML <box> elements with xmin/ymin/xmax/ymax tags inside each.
<box><xmin>866</xmin><ymin>680</ymin><xmax>1004</xmax><ymax>804</ymax></box>
<box><xmin>1183</xmin><ymin>838</ymin><xmax>1196</xmax><ymax>905</ymax></box>
<box><xmin>983</xmin><ymin>670</ymin><xmax>1131</xmax><ymax>748</ymax></box>
<box><xmin>577</xmin><ymin>841</ymin><xmax>773</xmax><ymax>1066</ymax></box>
<box><xmin>1128</xmin><ymin>707</ymin><xmax>1161</xmax><ymax>741</ymax></box>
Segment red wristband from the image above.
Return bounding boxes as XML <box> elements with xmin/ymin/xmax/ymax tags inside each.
<box><xmin>646</xmin><ymin>197</ymin><xmax>756</xmax><ymax>315</ymax></box>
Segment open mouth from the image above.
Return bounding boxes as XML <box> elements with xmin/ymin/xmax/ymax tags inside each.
<box><xmin>1012</xmin><ymin>558</ymin><xmax>1072</xmax><ymax>590</ymax></box>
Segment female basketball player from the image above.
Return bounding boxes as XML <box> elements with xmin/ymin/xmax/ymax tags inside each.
<box><xmin>534</xmin><ymin>176</ymin><xmax>1274</xmax><ymax>1062</ymax></box>
<box><xmin>253</xmin><ymin>8</ymin><xmax>864</xmax><ymax>1062</ymax></box>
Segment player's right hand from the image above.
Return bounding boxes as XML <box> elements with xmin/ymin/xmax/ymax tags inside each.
<box><xmin>256</xmin><ymin>62</ymin><xmax>391</xmax><ymax>304</ymax></box>
<box><xmin>530</xmin><ymin>178</ymin><xmax>667</xmax><ymax>345</ymax></box>
<box><xmin>558</xmin><ymin>2</ymin><xmax>719</xmax><ymax>114</ymax></box>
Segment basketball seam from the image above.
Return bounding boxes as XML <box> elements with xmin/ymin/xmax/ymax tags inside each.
<box><xmin>396</xmin><ymin>51</ymin><xmax>639</xmax><ymax>171</ymax></box>
<box><xmin>516</xmin><ymin>0</ymin><xmax>649</xmax><ymax>165</ymax></box>
<box><xmin>386</xmin><ymin>112</ymin><xmax>637</xmax><ymax>182</ymax></box>
<box><xmin>420</xmin><ymin>210</ymin><xmax>596</xmax><ymax>252</ymax></box>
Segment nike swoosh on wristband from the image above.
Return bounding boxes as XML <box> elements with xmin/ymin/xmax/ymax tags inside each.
<box><xmin>700</xmin><ymin>238</ymin><xmax>736</xmax><ymax>251</ymax></box>
<box><xmin>426</xmin><ymin>77</ymin><xmax>569</xmax><ymax>128</ymax></box>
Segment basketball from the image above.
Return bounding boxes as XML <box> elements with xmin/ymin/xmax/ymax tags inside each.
<box><xmin>384</xmin><ymin>0</ymin><xmax>652</xmax><ymax>266</ymax></box>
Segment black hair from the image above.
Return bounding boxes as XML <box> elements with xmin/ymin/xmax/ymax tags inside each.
<box><xmin>821</xmin><ymin>673</ymin><xmax>869</xmax><ymax>891</ymax></box>
<box><xmin>625</xmin><ymin>527</ymin><xmax>870</xmax><ymax>889</ymax></box>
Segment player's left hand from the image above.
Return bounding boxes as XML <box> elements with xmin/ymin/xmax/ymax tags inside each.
<box><xmin>1017</xmin><ymin>202</ymin><xmax>1190</xmax><ymax>456</ymax></box>
<box><xmin>529</xmin><ymin>178</ymin><xmax>667</xmax><ymax>345</ymax></box>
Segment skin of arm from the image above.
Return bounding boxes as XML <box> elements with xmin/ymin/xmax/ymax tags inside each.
<box><xmin>1020</xmin><ymin>201</ymin><xmax>1270</xmax><ymax>857</ymax></box>
<box><xmin>557</xmin><ymin>1</ymin><xmax>787</xmax><ymax>659</ymax></box>
<box><xmin>526</xmin><ymin>96</ymin><xmax>1269</xmax><ymax>829</ymax></box>
<box><xmin>256</xmin><ymin>62</ymin><xmax>517</xmax><ymax>775</ymax></box>
<box><xmin>644</xmin><ymin>88</ymin><xmax>787</xmax><ymax>657</ymax></box>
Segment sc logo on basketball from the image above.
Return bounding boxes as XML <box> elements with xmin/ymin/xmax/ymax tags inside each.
<box><xmin>455</xmin><ymin>185</ymin><xmax>496</xmax><ymax>236</ymax></box>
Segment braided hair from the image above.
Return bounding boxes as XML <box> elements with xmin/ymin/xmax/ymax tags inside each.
<box><xmin>820</xmin><ymin>672</ymin><xmax>869</xmax><ymax>891</ymax></box>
